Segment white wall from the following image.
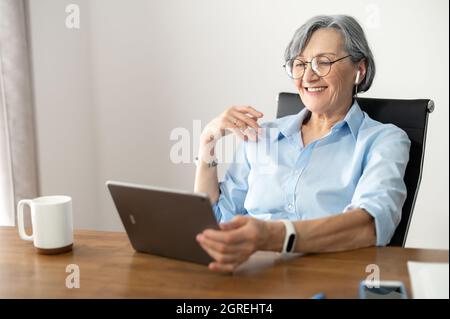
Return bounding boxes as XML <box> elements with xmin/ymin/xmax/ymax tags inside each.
<box><xmin>26</xmin><ymin>0</ymin><xmax>100</xmax><ymax>228</ymax></box>
<box><xmin>27</xmin><ymin>0</ymin><xmax>449</xmax><ymax>249</ymax></box>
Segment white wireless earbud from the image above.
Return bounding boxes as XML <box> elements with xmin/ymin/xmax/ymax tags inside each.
<box><xmin>355</xmin><ymin>71</ymin><xmax>361</xmax><ymax>85</ymax></box>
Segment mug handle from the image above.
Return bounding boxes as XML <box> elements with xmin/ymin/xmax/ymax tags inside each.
<box><xmin>17</xmin><ymin>200</ymin><xmax>33</xmax><ymax>241</ymax></box>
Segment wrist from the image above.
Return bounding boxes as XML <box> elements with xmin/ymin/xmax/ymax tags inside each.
<box><xmin>280</xmin><ymin>220</ymin><xmax>297</xmax><ymax>253</ymax></box>
<box><xmin>198</xmin><ymin>137</ymin><xmax>216</xmax><ymax>158</ymax></box>
<box><xmin>200</xmin><ymin>131</ymin><xmax>217</xmax><ymax>149</ymax></box>
<box><xmin>195</xmin><ymin>155</ymin><xmax>218</xmax><ymax>168</ymax></box>
<box><xmin>264</xmin><ymin>221</ymin><xmax>285</xmax><ymax>252</ymax></box>
<box><xmin>196</xmin><ymin>145</ymin><xmax>218</xmax><ymax>168</ymax></box>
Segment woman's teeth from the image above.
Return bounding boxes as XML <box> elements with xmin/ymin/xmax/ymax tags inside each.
<box><xmin>306</xmin><ymin>87</ymin><xmax>326</xmax><ymax>92</ymax></box>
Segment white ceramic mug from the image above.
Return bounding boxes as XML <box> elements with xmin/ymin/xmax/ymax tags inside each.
<box><xmin>17</xmin><ymin>195</ymin><xmax>73</xmax><ymax>254</ymax></box>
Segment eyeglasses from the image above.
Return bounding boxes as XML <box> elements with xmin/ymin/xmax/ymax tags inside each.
<box><xmin>283</xmin><ymin>55</ymin><xmax>352</xmax><ymax>79</ymax></box>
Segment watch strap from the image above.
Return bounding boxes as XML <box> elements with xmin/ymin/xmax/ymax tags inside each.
<box><xmin>281</xmin><ymin>219</ymin><xmax>297</xmax><ymax>253</ymax></box>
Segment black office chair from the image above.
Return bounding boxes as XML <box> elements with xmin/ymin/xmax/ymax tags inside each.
<box><xmin>276</xmin><ymin>92</ymin><xmax>434</xmax><ymax>247</ymax></box>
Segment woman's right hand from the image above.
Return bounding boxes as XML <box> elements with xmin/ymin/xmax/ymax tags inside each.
<box><xmin>200</xmin><ymin>106</ymin><xmax>264</xmax><ymax>149</ymax></box>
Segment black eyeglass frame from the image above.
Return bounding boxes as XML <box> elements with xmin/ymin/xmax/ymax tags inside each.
<box><xmin>283</xmin><ymin>54</ymin><xmax>352</xmax><ymax>79</ymax></box>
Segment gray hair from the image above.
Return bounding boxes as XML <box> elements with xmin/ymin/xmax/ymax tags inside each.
<box><xmin>284</xmin><ymin>15</ymin><xmax>375</xmax><ymax>93</ymax></box>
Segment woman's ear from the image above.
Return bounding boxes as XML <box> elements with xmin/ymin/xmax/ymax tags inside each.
<box><xmin>355</xmin><ymin>71</ymin><xmax>361</xmax><ymax>85</ymax></box>
<box><xmin>356</xmin><ymin>59</ymin><xmax>367</xmax><ymax>85</ymax></box>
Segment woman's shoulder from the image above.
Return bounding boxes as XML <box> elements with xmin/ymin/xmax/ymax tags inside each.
<box><xmin>359</xmin><ymin>112</ymin><xmax>411</xmax><ymax>144</ymax></box>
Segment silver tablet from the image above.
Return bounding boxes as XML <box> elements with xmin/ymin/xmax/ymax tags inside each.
<box><xmin>106</xmin><ymin>180</ymin><xmax>218</xmax><ymax>265</ymax></box>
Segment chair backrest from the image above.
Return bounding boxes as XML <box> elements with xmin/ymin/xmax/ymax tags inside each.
<box><xmin>276</xmin><ymin>92</ymin><xmax>434</xmax><ymax>247</ymax></box>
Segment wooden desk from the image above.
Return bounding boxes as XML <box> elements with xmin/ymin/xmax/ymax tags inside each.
<box><xmin>0</xmin><ymin>226</ymin><xmax>447</xmax><ymax>298</ymax></box>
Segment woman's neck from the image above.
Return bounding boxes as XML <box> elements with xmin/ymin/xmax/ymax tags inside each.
<box><xmin>304</xmin><ymin>101</ymin><xmax>353</xmax><ymax>133</ymax></box>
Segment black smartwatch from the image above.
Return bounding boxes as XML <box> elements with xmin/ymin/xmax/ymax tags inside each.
<box><xmin>281</xmin><ymin>220</ymin><xmax>297</xmax><ymax>253</ymax></box>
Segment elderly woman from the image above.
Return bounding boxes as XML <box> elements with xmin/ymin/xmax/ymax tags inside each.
<box><xmin>194</xmin><ymin>15</ymin><xmax>410</xmax><ymax>272</ymax></box>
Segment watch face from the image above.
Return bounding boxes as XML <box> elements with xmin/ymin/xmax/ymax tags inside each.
<box><xmin>286</xmin><ymin>234</ymin><xmax>295</xmax><ymax>252</ymax></box>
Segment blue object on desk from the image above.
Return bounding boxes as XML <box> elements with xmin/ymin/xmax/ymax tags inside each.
<box><xmin>311</xmin><ymin>292</ymin><xmax>326</xmax><ymax>299</ymax></box>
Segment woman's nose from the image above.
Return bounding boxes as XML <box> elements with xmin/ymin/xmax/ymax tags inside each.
<box><xmin>303</xmin><ymin>64</ymin><xmax>320</xmax><ymax>82</ymax></box>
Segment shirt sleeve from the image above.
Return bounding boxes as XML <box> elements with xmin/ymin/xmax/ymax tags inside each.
<box><xmin>343</xmin><ymin>125</ymin><xmax>411</xmax><ymax>246</ymax></box>
<box><xmin>212</xmin><ymin>141</ymin><xmax>250</xmax><ymax>223</ymax></box>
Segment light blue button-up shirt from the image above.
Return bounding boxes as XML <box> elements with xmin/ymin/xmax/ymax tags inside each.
<box><xmin>212</xmin><ymin>100</ymin><xmax>411</xmax><ymax>246</ymax></box>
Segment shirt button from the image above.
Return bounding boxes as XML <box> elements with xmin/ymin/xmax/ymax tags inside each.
<box><xmin>294</xmin><ymin>170</ymin><xmax>299</xmax><ymax>175</ymax></box>
<box><xmin>288</xmin><ymin>203</ymin><xmax>293</xmax><ymax>210</ymax></box>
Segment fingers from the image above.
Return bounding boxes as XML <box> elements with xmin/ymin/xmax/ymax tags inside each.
<box><xmin>235</xmin><ymin>106</ymin><xmax>264</xmax><ymax>119</ymax></box>
<box><xmin>225</xmin><ymin>118</ymin><xmax>254</xmax><ymax>141</ymax></box>
<box><xmin>197</xmin><ymin>235</ymin><xmax>251</xmax><ymax>273</ymax></box>
<box><xmin>196</xmin><ymin>216</ymin><xmax>262</xmax><ymax>273</ymax></box>
<box><xmin>226</xmin><ymin>116</ymin><xmax>258</xmax><ymax>142</ymax></box>
<box><xmin>208</xmin><ymin>262</ymin><xmax>237</xmax><ymax>272</ymax></box>
<box><xmin>197</xmin><ymin>232</ymin><xmax>247</xmax><ymax>254</ymax></box>
<box><xmin>230</xmin><ymin>110</ymin><xmax>261</xmax><ymax>131</ymax></box>
<box><xmin>221</xmin><ymin>118</ymin><xmax>254</xmax><ymax>142</ymax></box>
<box><xmin>202</xmin><ymin>226</ymin><xmax>250</xmax><ymax>246</ymax></box>
<box><xmin>213</xmin><ymin>105</ymin><xmax>263</xmax><ymax>142</ymax></box>
<box><xmin>219</xmin><ymin>215</ymin><xmax>248</xmax><ymax>231</ymax></box>
<box><xmin>197</xmin><ymin>240</ymin><xmax>237</xmax><ymax>263</ymax></box>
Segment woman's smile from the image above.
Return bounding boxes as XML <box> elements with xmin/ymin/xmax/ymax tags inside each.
<box><xmin>303</xmin><ymin>86</ymin><xmax>328</xmax><ymax>95</ymax></box>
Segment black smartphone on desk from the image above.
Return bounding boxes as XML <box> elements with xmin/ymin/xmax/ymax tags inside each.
<box><xmin>359</xmin><ymin>280</ymin><xmax>408</xmax><ymax>299</ymax></box>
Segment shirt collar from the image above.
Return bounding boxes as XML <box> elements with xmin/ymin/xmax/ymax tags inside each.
<box><xmin>273</xmin><ymin>99</ymin><xmax>364</xmax><ymax>142</ymax></box>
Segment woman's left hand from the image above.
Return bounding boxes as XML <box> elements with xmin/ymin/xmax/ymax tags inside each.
<box><xmin>196</xmin><ymin>215</ymin><xmax>270</xmax><ymax>272</ymax></box>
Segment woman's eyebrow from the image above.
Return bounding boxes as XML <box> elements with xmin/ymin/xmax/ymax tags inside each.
<box><xmin>298</xmin><ymin>52</ymin><xmax>338</xmax><ymax>58</ymax></box>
